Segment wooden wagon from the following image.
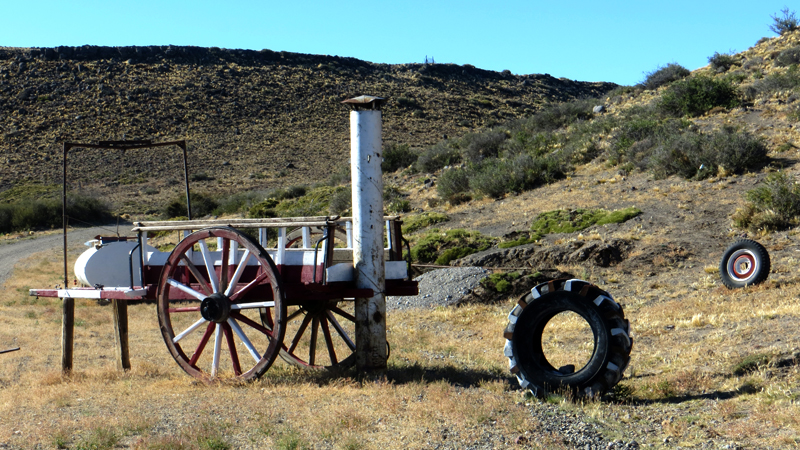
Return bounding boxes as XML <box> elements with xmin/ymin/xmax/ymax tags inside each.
<box><xmin>32</xmin><ymin>216</ymin><xmax>417</xmax><ymax>381</ymax></box>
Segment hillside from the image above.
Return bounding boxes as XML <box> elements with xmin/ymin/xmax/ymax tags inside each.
<box><xmin>0</xmin><ymin>45</ymin><xmax>614</xmax><ymax>214</ymax></box>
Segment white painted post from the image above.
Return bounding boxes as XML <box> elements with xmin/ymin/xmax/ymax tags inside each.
<box><xmin>345</xmin><ymin>95</ymin><xmax>387</xmax><ymax>372</ymax></box>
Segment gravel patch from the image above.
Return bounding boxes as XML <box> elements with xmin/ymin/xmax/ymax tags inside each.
<box><xmin>388</xmin><ymin>266</ymin><xmax>489</xmax><ymax>311</ymax></box>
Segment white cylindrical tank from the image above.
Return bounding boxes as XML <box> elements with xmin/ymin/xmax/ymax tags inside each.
<box><xmin>74</xmin><ymin>240</ymin><xmax>156</xmax><ymax>288</ymax></box>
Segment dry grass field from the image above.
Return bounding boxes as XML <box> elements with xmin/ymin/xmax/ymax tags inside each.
<box><xmin>4</xmin><ymin>156</ymin><xmax>800</xmax><ymax>449</ymax></box>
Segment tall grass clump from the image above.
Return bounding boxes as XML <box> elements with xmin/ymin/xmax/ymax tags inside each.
<box><xmin>733</xmin><ymin>171</ymin><xmax>800</xmax><ymax>231</ymax></box>
<box><xmin>658</xmin><ymin>76</ymin><xmax>740</xmax><ymax>117</ymax></box>
<box><xmin>640</xmin><ymin>63</ymin><xmax>691</xmax><ymax>90</ymax></box>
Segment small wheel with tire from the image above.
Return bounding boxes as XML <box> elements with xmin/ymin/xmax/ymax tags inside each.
<box><xmin>719</xmin><ymin>239</ymin><xmax>770</xmax><ymax>289</ymax></box>
<box><xmin>157</xmin><ymin>227</ymin><xmax>286</xmax><ymax>382</ymax></box>
<box><xmin>503</xmin><ymin>279</ymin><xmax>632</xmax><ymax>398</ymax></box>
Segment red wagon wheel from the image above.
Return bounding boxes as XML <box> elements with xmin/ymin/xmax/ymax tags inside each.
<box><xmin>278</xmin><ymin>299</ymin><xmax>357</xmax><ymax>370</ymax></box>
<box><xmin>157</xmin><ymin>227</ymin><xmax>286</xmax><ymax>381</ymax></box>
<box><xmin>260</xmin><ymin>225</ymin><xmax>356</xmax><ymax>370</ymax></box>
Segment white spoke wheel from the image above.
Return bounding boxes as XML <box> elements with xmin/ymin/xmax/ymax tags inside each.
<box><xmin>157</xmin><ymin>227</ymin><xmax>286</xmax><ymax>381</ymax></box>
<box><xmin>504</xmin><ymin>279</ymin><xmax>632</xmax><ymax>398</ymax></box>
<box><xmin>719</xmin><ymin>239</ymin><xmax>770</xmax><ymax>289</ymax></box>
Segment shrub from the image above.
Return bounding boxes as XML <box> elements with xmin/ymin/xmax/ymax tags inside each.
<box><xmin>648</xmin><ymin>127</ymin><xmax>766</xmax><ymax>180</ymax></box>
<box><xmin>527</xmin><ymin>99</ymin><xmax>595</xmax><ymax>132</ymax></box>
<box><xmin>469</xmin><ymin>159</ymin><xmax>516</xmax><ymax>198</ymax></box>
<box><xmin>480</xmin><ymin>272</ymin><xmax>521</xmax><ymax>293</ymax></box>
<box><xmin>770</xmin><ymin>7</ymin><xmax>799</xmax><ymax>35</ymax></box>
<box><xmin>733</xmin><ymin>171</ymin><xmax>800</xmax><ymax>231</ymax></box>
<box><xmin>658</xmin><ymin>76</ymin><xmax>739</xmax><ymax>117</ymax></box>
<box><xmin>382</xmin><ymin>143</ymin><xmax>418</xmax><ymax>172</ymax></box>
<box><xmin>708</xmin><ymin>52</ymin><xmax>738</xmax><ymax>73</ymax></box>
<box><xmin>640</xmin><ymin>63</ymin><xmax>691</xmax><ymax>90</ymax></box>
<box><xmin>776</xmin><ymin>46</ymin><xmax>800</xmax><ymax>67</ymax></box>
<box><xmin>164</xmin><ymin>192</ymin><xmax>218</xmax><ymax>218</ymax></box>
<box><xmin>437</xmin><ymin>167</ymin><xmax>470</xmax><ymax>203</ymax></box>
<box><xmin>460</xmin><ymin>131</ymin><xmax>507</xmax><ymax>163</ymax></box>
<box><xmin>416</xmin><ymin>142</ymin><xmax>461</xmax><ymax>173</ymax></box>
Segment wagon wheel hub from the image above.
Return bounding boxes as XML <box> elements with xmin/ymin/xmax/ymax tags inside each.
<box><xmin>201</xmin><ymin>293</ymin><xmax>232</xmax><ymax>323</ymax></box>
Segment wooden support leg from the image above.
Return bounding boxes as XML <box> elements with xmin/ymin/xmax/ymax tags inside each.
<box><xmin>61</xmin><ymin>297</ymin><xmax>74</xmax><ymax>374</ymax></box>
<box><xmin>112</xmin><ymin>299</ymin><xmax>131</xmax><ymax>371</ymax></box>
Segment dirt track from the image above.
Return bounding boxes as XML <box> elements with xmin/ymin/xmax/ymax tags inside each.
<box><xmin>0</xmin><ymin>226</ymin><xmax>119</xmax><ymax>287</ymax></box>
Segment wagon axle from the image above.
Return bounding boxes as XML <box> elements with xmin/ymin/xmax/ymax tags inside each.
<box><xmin>200</xmin><ymin>293</ymin><xmax>232</xmax><ymax>323</ymax></box>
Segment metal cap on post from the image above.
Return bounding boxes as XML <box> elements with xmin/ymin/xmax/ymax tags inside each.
<box><xmin>343</xmin><ymin>95</ymin><xmax>387</xmax><ymax>372</ymax></box>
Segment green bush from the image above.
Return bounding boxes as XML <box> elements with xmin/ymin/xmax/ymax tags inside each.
<box><xmin>733</xmin><ymin>171</ymin><xmax>800</xmax><ymax>231</ymax></box>
<box><xmin>460</xmin><ymin>131</ymin><xmax>506</xmax><ymax>163</ymax></box>
<box><xmin>658</xmin><ymin>76</ymin><xmax>740</xmax><ymax>117</ymax></box>
<box><xmin>648</xmin><ymin>127</ymin><xmax>766</xmax><ymax>180</ymax></box>
<box><xmin>164</xmin><ymin>192</ymin><xmax>218</xmax><ymax>218</ymax></box>
<box><xmin>770</xmin><ymin>7</ymin><xmax>799</xmax><ymax>35</ymax></box>
<box><xmin>382</xmin><ymin>142</ymin><xmax>418</xmax><ymax>172</ymax></box>
<box><xmin>469</xmin><ymin>159</ymin><xmax>516</xmax><ymax>198</ymax></box>
<box><xmin>437</xmin><ymin>167</ymin><xmax>470</xmax><ymax>203</ymax></box>
<box><xmin>416</xmin><ymin>142</ymin><xmax>461</xmax><ymax>173</ymax></box>
<box><xmin>776</xmin><ymin>46</ymin><xmax>800</xmax><ymax>67</ymax></box>
<box><xmin>640</xmin><ymin>63</ymin><xmax>691</xmax><ymax>90</ymax></box>
<box><xmin>480</xmin><ymin>272</ymin><xmax>521</xmax><ymax>293</ymax></box>
<box><xmin>708</xmin><ymin>52</ymin><xmax>738</xmax><ymax>73</ymax></box>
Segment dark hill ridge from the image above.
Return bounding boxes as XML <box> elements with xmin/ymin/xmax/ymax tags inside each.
<box><xmin>0</xmin><ymin>45</ymin><xmax>616</xmax><ymax>212</ymax></box>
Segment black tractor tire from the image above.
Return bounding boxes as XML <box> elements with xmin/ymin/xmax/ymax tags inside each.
<box><xmin>719</xmin><ymin>239</ymin><xmax>770</xmax><ymax>289</ymax></box>
<box><xmin>503</xmin><ymin>279</ymin><xmax>632</xmax><ymax>398</ymax></box>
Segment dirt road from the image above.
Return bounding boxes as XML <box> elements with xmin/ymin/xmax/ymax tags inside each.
<box><xmin>0</xmin><ymin>226</ymin><xmax>121</xmax><ymax>287</ymax></box>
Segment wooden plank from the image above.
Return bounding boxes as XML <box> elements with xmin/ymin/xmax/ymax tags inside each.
<box><xmin>62</xmin><ymin>297</ymin><xmax>74</xmax><ymax>374</ymax></box>
<box><xmin>132</xmin><ymin>216</ymin><xmax>403</xmax><ymax>232</ymax></box>
<box><xmin>112</xmin><ymin>299</ymin><xmax>131</xmax><ymax>371</ymax></box>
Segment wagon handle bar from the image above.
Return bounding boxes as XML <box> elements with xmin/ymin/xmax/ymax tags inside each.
<box><xmin>129</xmin><ymin>242</ymin><xmax>142</xmax><ymax>289</ymax></box>
<box><xmin>313</xmin><ymin>234</ymin><xmax>330</xmax><ymax>284</ymax></box>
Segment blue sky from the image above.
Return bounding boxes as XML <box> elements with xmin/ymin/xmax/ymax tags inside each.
<box><xmin>0</xmin><ymin>1</ymin><xmax>792</xmax><ymax>85</ymax></box>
